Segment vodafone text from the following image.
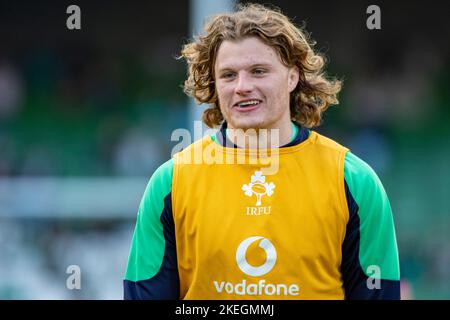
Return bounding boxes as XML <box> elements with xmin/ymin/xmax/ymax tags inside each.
<box><xmin>214</xmin><ymin>279</ymin><xmax>300</xmax><ymax>296</ymax></box>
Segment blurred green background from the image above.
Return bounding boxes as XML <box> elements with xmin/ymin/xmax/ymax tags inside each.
<box><xmin>0</xmin><ymin>0</ymin><xmax>448</xmax><ymax>299</ymax></box>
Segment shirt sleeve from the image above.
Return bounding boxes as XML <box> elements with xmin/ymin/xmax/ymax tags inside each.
<box><xmin>341</xmin><ymin>151</ymin><xmax>401</xmax><ymax>300</ymax></box>
<box><xmin>123</xmin><ymin>158</ymin><xmax>180</xmax><ymax>299</ymax></box>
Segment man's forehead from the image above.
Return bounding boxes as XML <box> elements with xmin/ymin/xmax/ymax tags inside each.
<box><xmin>215</xmin><ymin>38</ymin><xmax>280</xmax><ymax>71</ymax></box>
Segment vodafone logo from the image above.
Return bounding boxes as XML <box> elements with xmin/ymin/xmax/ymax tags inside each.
<box><xmin>213</xmin><ymin>236</ymin><xmax>299</xmax><ymax>296</ymax></box>
<box><xmin>236</xmin><ymin>236</ymin><xmax>277</xmax><ymax>277</ymax></box>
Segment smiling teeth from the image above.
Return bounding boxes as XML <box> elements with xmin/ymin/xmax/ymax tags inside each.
<box><xmin>238</xmin><ymin>100</ymin><xmax>259</xmax><ymax>107</ymax></box>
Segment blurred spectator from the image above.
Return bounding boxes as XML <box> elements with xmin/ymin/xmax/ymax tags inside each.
<box><xmin>113</xmin><ymin>125</ymin><xmax>166</xmax><ymax>176</ymax></box>
<box><xmin>0</xmin><ymin>59</ymin><xmax>23</xmax><ymax>119</ymax></box>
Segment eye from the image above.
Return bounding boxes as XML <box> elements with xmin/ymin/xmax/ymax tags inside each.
<box><xmin>221</xmin><ymin>72</ymin><xmax>236</xmax><ymax>80</ymax></box>
<box><xmin>252</xmin><ymin>68</ymin><xmax>267</xmax><ymax>76</ymax></box>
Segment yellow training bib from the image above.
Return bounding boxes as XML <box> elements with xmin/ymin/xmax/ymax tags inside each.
<box><xmin>172</xmin><ymin>131</ymin><xmax>349</xmax><ymax>300</ymax></box>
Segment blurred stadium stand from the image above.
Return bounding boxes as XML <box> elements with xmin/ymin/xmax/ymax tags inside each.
<box><xmin>0</xmin><ymin>0</ymin><xmax>449</xmax><ymax>299</ymax></box>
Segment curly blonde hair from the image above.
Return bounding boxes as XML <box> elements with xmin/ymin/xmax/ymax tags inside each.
<box><xmin>180</xmin><ymin>3</ymin><xmax>342</xmax><ymax>128</ymax></box>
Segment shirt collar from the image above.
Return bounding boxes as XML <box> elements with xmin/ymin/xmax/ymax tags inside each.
<box><xmin>215</xmin><ymin>121</ymin><xmax>310</xmax><ymax>148</ymax></box>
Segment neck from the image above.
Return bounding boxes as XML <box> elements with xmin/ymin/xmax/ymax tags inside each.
<box><xmin>225</xmin><ymin>123</ymin><xmax>293</xmax><ymax>149</ymax></box>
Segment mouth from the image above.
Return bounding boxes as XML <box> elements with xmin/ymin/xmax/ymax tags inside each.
<box><xmin>233</xmin><ymin>99</ymin><xmax>262</xmax><ymax>112</ymax></box>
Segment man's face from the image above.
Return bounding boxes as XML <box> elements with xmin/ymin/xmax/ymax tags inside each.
<box><xmin>214</xmin><ymin>36</ymin><xmax>299</xmax><ymax>131</ymax></box>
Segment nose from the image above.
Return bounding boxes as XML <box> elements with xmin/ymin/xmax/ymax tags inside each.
<box><xmin>234</xmin><ymin>73</ymin><xmax>254</xmax><ymax>95</ymax></box>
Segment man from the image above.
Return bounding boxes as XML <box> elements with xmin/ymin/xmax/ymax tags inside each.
<box><xmin>124</xmin><ymin>3</ymin><xmax>400</xmax><ymax>300</ymax></box>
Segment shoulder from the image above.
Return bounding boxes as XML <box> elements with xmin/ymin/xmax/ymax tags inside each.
<box><xmin>148</xmin><ymin>158</ymin><xmax>173</xmax><ymax>191</ymax></box>
<box><xmin>173</xmin><ymin>135</ymin><xmax>214</xmax><ymax>165</ymax></box>
<box><xmin>139</xmin><ymin>158</ymin><xmax>174</xmax><ymax>213</ymax></box>
<box><xmin>310</xmin><ymin>131</ymin><xmax>349</xmax><ymax>153</ymax></box>
<box><xmin>344</xmin><ymin>152</ymin><xmax>386</xmax><ymax>199</ymax></box>
<box><xmin>343</xmin><ymin>152</ymin><xmax>392</xmax><ymax>223</ymax></box>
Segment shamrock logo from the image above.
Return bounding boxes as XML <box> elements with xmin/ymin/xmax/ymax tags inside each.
<box><xmin>242</xmin><ymin>171</ymin><xmax>275</xmax><ymax>206</ymax></box>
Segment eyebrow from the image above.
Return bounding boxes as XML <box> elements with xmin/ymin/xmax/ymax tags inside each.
<box><xmin>216</xmin><ymin>62</ymin><xmax>272</xmax><ymax>73</ymax></box>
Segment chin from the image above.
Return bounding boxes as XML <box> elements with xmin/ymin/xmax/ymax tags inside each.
<box><xmin>229</xmin><ymin>121</ymin><xmax>262</xmax><ymax>131</ymax></box>
<box><xmin>228</xmin><ymin>117</ymin><xmax>268</xmax><ymax>131</ymax></box>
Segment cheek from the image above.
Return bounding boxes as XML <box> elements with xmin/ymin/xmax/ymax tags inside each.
<box><xmin>269</xmin><ymin>79</ymin><xmax>289</xmax><ymax>101</ymax></box>
<box><xmin>215</xmin><ymin>86</ymin><xmax>228</xmax><ymax>115</ymax></box>
<box><xmin>263</xmin><ymin>76</ymin><xmax>289</xmax><ymax>97</ymax></box>
<box><xmin>216</xmin><ymin>84</ymin><xmax>232</xmax><ymax>103</ymax></box>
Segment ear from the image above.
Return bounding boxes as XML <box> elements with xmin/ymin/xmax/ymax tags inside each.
<box><xmin>288</xmin><ymin>66</ymin><xmax>300</xmax><ymax>93</ymax></box>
